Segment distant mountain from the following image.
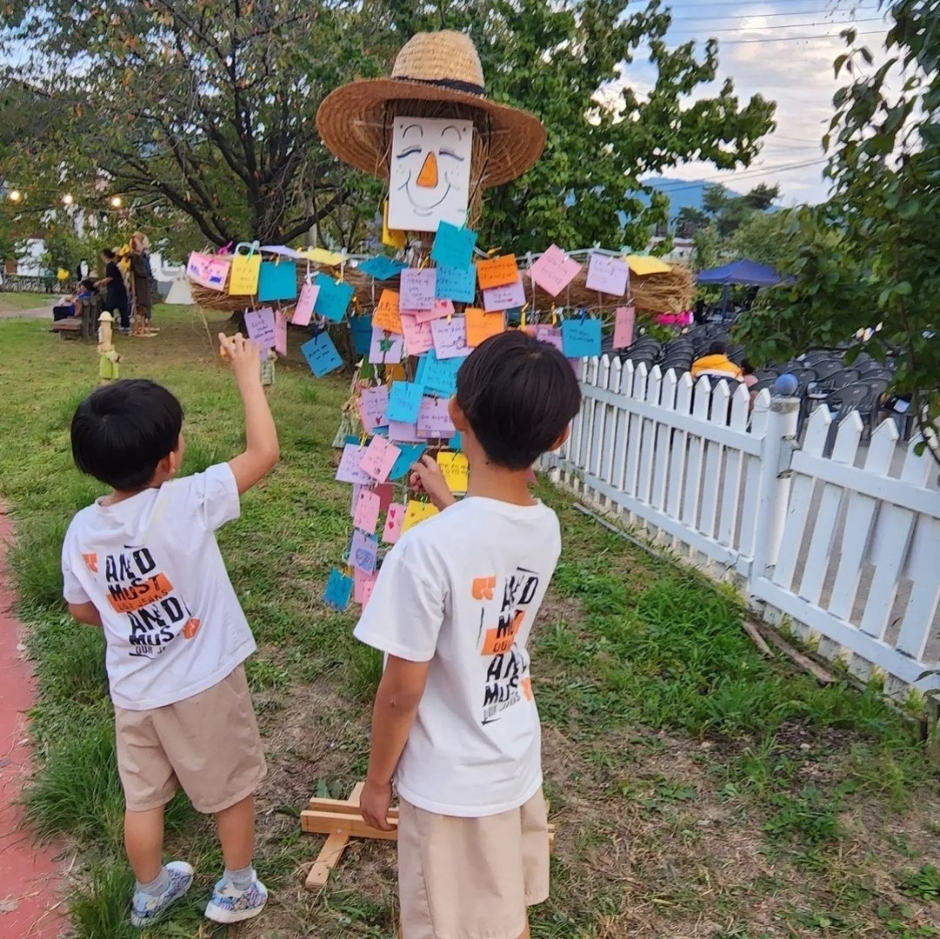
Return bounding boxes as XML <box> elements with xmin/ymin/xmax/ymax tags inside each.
<box><xmin>637</xmin><ymin>177</ymin><xmax>744</xmax><ymax>219</ymax></box>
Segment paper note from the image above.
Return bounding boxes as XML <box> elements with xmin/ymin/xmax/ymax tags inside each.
<box><xmin>335</xmin><ymin>443</ymin><xmax>373</xmax><ymax>485</ymax></box>
<box><xmin>368</xmin><ymin>328</ymin><xmax>404</xmax><ymax>365</ymax></box>
<box><xmin>415</xmin><ymin>299</ymin><xmax>454</xmax><ymax>324</ymax></box>
<box><xmin>358</xmin><ymin>256</ymin><xmax>407</xmax><ymax>280</ymax></box>
<box><xmin>258</xmin><ymin>260</ymin><xmax>298</xmax><ymax>302</ymax></box>
<box><xmin>350</xmin><ymin>314</ymin><xmax>373</xmax><ymax>356</ymax></box>
<box><xmin>387</xmin><ymin>381</ymin><xmax>425</xmax><ymax>424</ymax></box>
<box><xmin>373</xmin><ymin>289</ymin><xmax>403</xmax><ymax>334</ymax></box>
<box><xmin>586</xmin><ymin>253</ymin><xmax>629</xmax><ymax>297</ymax></box>
<box><xmin>292</xmin><ymin>282</ymin><xmax>319</xmax><ymax>326</ymax></box>
<box><xmin>431</xmin><ymin>316</ymin><xmax>469</xmax><ymax>359</ymax></box>
<box><xmin>389</xmin><ymin>443</ymin><xmax>426</xmax><ymax>480</ymax></box>
<box><xmin>274</xmin><ymin>309</ymin><xmax>288</xmax><ymax>356</ymax></box>
<box><xmin>187</xmin><ymin>252</ymin><xmax>230</xmax><ymax>290</ymax></box>
<box><xmin>435</xmin><ymin>264</ymin><xmax>477</xmax><ymax>303</ymax></box>
<box><xmin>482</xmin><ymin>277</ymin><xmax>525</xmax><ymax>312</ymax></box>
<box><xmin>313</xmin><ymin>274</ymin><xmax>354</xmax><ymax>322</ymax></box>
<box><xmin>350</xmin><ymin>529</ymin><xmax>379</xmax><ymax>575</ymax></box>
<box><xmin>466</xmin><ymin>308</ymin><xmax>505</xmax><ymax>348</ymax></box>
<box><xmin>388</xmin><ymin>420</ymin><xmax>421</xmax><ymax>443</ymax></box>
<box><xmin>301</xmin><ymin>332</ymin><xmax>344</xmax><ymax>377</ymax></box>
<box><xmin>431</xmin><ymin>221</ymin><xmax>477</xmax><ymax>270</ymax></box>
<box><xmin>302</xmin><ymin>248</ymin><xmax>344</xmax><ymax>266</ymax></box>
<box><xmin>535</xmin><ymin>325</ymin><xmax>563</xmax><ymax>352</ymax></box>
<box><xmin>415</xmin><ymin>350</ymin><xmax>465</xmax><ymax>397</ymax></box>
<box><xmin>561</xmin><ymin>317</ymin><xmax>602</xmax><ymax>358</ymax></box>
<box><xmin>402</xmin><ymin>501</ymin><xmax>440</xmax><ymax>534</ymax></box>
<box><xmin>400</xmin><ymin>269</ymin><xmax>437</xmax><ymax>312</ymax></box>
<box><xmin>228</xmin><ymin>249</ymin><xmax>261</xmax><ymax>295</ymax></box>
<box><xmin>359</xmin><ymin>435</ymin><xmax>401</xmax><ymax>483</ymax></box>
<box><xmin>354</xmin><ymin>568</ymin><xmax>378</xmax><ymax>605</ymax></box>
<box><xmin>417</xmin><ymin>396</ymin><xmax>456</xmax><ymax>438</ymax></box>
<box><xmin>613</xmin><ymin>306</ymin><xmax>635</xmax><ymax>349</ymax></box>
<box><xmin>436</xmin><ymin>451</ymin><xmax>469</xmax><ymax>493</ymax></box>
<box><xmin>323</xmin><ymin>568</ymin><xmax>353</xmax><ymax>611</ymax></box>
<box><xmin>382</xmin><ymin>200</ymin><xmax>407</xmax><ymax>249</ymax></box>
<box><xmin>357</xmin><ymin>386</ymin><xmax>389</xmax><ymax>432</ymax></box>
<box><xmin>450</xmin><ymin>432</ymin><xmax>463</xmax><ymax>451</ymax></box>
<box><xmin>476</xmin><ymin>254</ymin><xmax>519</xmax><ymax>290</ymax></box>
<box><xmin>529</xmin><ymin>244</ymin><xmax>582</xmax><ymax>297</ymax></box>
<box><xmin>353</xmin><ymin>489</ymin><xmax>382</xmax><ymax>533</ymax></box>
<box><xmin>400</xmin><ymin>314</ymin><xmax>434</xmax><ymax>356</ymax></box>
<box><xmin>375</xmin><ymin>483</ymin><xmax>394</xmax><ymax>513</ymax></box>
<box><xmin>244</xmin><ymin>307</ymin><xmax>276</xmax><ymax>349</ymax></box>
<box><xmin>383</xmin><ymin>503</ymin><xmax>405</xmax><ymax>544</ymax></box>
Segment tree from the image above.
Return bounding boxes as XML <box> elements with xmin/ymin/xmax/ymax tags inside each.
<box><xmin>676</xmin><ymin>205</ymin><xmax>710</xmax><ymax>237</ymax></box>
<box><xmin>740</xmin><ymin>183</ymin><xmax>780</xmax><ymax>212</ymax></box>
<box><xmin>2</xmin><ymin>0</ymin><xmax>775</xmax><ymax>255</ymax></box>
<box><xmin>727</xmin><ymin>208</ymin><xmax>795</xmax><ymax>270</ymax></box>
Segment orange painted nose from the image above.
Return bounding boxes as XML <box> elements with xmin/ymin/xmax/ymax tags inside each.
<box><xmin>416</xmin><ymin>151</ymin><xmax>439</xmax><ymax>188</ymax></box>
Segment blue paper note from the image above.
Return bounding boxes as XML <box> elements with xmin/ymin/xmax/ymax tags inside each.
<box><xmin>301</xmin><ymin>333</ymin><xmax>344</xmax><ymax>377</ymax></box>
<box><xmin>387</xmin><ymin>381</ymin><xmax>425</xmax><ymax>424</ymax></box>
<box><xmin>358</xmin><ymin>256</ymin><xmax>407</xmax><ymax>280</ymax></box>
<box><xmin>450</xmin><ymin>432</ymin><xmax>463</xmax><ymax>451</ymax></box>
<box><xmin>435</xmin><ymin>264</ymin><xmax>477</xmax><ymax>303</ymax></box>
<box><xmin>561</xmin><ymin>318</ymin><xmax>602</xmax><ymax>358</ymax></box>
<box><xmin>350</xmin><ymin>530</ymin><xmax>379</xmax><ymax>575</ymax></box>
<box><xmin>389</xmin><ymin>443</ymin><xmax>427</xmax><ymax>481</ymax></box>
<box><xmin>350</xmin><ymin>314</ymin><xmax>373</xmax><ymax>356</ymax></box>
<box><xmin>323</xmin><ymin>568</ymin><xmax>353</xmax><ymax>610</ymax></box>
<box><xmin>431</xmin><ymin>222</ymin><xmax>478</xmax><ymax>270</ymax></box>
<box><xmin>313</xmin><ymin>274</ymin><xmax>354</xmax><ymax>322</ymax></box>
<box><xmin>416</xmin><ymin>351</ymin><xmax>466</xmax><ymax>398</ymax></box>
<box><xmin>257</xmin><ymin>260</ymin><xmax>298</xmax><ymax>301</ymax></box>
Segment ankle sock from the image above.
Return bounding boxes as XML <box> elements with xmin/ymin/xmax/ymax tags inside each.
<box><xmin>224</xmin><ymin>865</ymin><xmax>254</xmax><ymax>891</ymax></box>
<box><xmin>136</xmin><ymin>867</ymin><xmax>170</xmax><ymax>897</ymax></box>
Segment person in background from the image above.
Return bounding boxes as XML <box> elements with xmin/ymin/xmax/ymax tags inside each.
<box><xmin>53</xmin><ymin>279</ymin><xmax>96</xmax><ymax>322</ymax></box>
<box><xmin>129</xmin><ymin>232</ymin><xmax>155</xmax><ymax>335</ymax></box>
<box><xmin>96</xmin><ymin>249</ymin><xmax>131</xmax><ymax>334</ymax></box>
<box><xmin>691</xmin><ymin>341</ymin><xmax>742</xmax><ymax>381</ymax></box>
<box><xmin>741</xmin><ymin>359</ymin><xmax>759</xmax><ymax>409</ymax></box>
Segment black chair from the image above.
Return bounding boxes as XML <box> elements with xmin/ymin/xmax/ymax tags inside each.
<box><xmin>822</xmin><ymin>383</ymin><xmax>871</xmax><ymax>455</ymax></box>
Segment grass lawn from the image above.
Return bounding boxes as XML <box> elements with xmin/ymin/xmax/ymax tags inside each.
<box><xmin>0</xmin><ymin>292</ymin><xmax>58</xmax><ymax>313</ymax></box>
<box><xmin>3</xmin><ymin>306</ymin><xmax>940</xmax><ymax>939</ymax></box>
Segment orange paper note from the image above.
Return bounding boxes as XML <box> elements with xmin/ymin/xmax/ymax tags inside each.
<box><xmin>373</xmin><ymin>289</ymin><xmax>403</xmax><ymax>334</ymax></box>
<box><xmin>466</xmin><ymin>308</ymin><xmax>505</xmax><ymax>347</ymax></box>
<box><xmin>476</xmin><ymin>254</ymin><xmax>519</xmax><ymax>290</ymax></box>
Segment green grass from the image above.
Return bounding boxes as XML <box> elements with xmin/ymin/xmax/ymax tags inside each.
<box><xmin>0</xmin><ymin>291</ymin><xmax>58</xmax><ymax>312</ymax></box>
<box><xmin>2</xmin><ymin>306</ymin><xmax>940</xmax><ymax>938</ymax></box>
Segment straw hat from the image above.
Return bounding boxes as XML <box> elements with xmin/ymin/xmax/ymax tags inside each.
<box><xmin>316</xmin><ymin>31</ymin><xmax>546</xmax><ymax>187</ymax></box>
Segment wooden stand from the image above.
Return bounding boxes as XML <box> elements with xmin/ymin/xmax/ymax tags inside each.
<box><xmin>301</xmin><ymin>782</ymin><xmax>555</xmax><ymax>891</ymax></box>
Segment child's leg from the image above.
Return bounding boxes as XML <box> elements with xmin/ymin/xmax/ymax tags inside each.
<box><xmin>215</xmin><ymin>794</ymin><xmax>256</xmax><ymax>871</ymax></box>
<box><xmin>124</xmin><ymin>806</ymin><xmax>165</xmax><ymax>884</ymax></box>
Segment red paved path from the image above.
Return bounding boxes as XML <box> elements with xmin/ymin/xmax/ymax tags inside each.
<box><xmin>0</xmin><ymin>506</ymin><xmax>68</xmax><ymax>938</ymax></box>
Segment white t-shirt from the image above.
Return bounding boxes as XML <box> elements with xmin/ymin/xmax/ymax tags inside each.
<box><xmin>354</xmin><ymin>496</ymin><xmax>561</xmax><ymax>818</ymax></box>
<box><xmin>61</xmin><ymin>463</ymin><xmax>256</xmax><ymax>711</ymax></box>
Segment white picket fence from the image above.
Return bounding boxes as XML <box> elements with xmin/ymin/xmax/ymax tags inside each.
<box><xmin>544</xmin><ymin>356</ymin><xmax>940</xmax><ymax>699</ymax></box>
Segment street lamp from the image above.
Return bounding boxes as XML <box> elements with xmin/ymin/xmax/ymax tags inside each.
<box><xmin>8</xmin><ymin>189</ymin><xmax>22</xmax><ymax>203</ymax></box>
<box><xmin>62</xmin><ymin>193</ymin><xmax>74</xmax><ymax>206</ymax></box>
<box><xmin>109</xmin><ymin>196</ymin><xmax>123</xmax><ymax>208</ymax></box>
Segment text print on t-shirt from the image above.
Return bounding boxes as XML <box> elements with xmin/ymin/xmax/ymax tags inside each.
<box><xmin>99</xmin><ymin>547</ymin><xmax>199</xmax><ymax>657</ymax></box>
<box><xmin>476</xmin><ymin>567</ymin><xmax>540</xmax><ymax>724</ymax></box>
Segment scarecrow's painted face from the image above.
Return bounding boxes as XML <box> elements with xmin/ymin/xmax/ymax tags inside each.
<box><xmin>388</xmin><ymin>117</ymin><xmax>474</xmax><ymax>233</ymax></box>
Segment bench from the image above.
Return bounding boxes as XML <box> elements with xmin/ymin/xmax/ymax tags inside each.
<box><xmin>51</xmin><ymin>295</ymin><xmax>101</xmax><ymax>340</ymax></box>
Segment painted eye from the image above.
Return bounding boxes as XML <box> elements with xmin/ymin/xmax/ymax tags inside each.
<box><xmin>396</xmin><ymin>146</ymin><xmax>422</xmax><ymax>159</ymax></box>
<box><xmin>439</xmin><ymin>149</ymin><xmax>465</xmax><ymax>162</ymax></box>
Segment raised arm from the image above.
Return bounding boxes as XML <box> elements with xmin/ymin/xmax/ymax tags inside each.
<box><xmin>219</xmin><ymin>332</ymin><xmax>280</xmax><ymax>494</ymax></box>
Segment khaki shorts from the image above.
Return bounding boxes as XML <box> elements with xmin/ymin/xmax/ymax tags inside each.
<box><xmin>398</xmin><ymin>789</ymin><xmax>550</xmax><ymax>939</ymax></box>
<box><xmin>114</xmin><ymin>665</ymin><xmax>267</xmax><ymax>815</ymax></box>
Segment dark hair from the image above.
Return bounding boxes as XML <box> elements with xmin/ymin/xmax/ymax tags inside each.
<box><xmin>708</xmin><ymin>340</ymin><xmax>728</xmax><ymax>356</ymax></box>
<box><xmin>456</xmin><ymin>330</ymin><xmax>581</xmax><ymax>469</ymax></box>
<box><xmin>71</xmin><ymin>379</ymin><xmax>183</xmax><ymax>491</ymax></box>
<box><xmin>80</xmin><ymin>278</ymin><xmax>96</xmax><ymax>291</ymax></box>
<box><xmin>741</xmin><ymin>359</ymin><xmax>755</xmax><ymax>376</ymax></box>
<box><xmin>102</xmin><ymin>249</ymin><xmax>117</xmax><ymax>260</ymax></box>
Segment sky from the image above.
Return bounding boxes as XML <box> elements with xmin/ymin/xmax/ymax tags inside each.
<box><xmin>625</xmin><ymin>0</ymin><xmax>892</xmax><ymax>206</ymax></box>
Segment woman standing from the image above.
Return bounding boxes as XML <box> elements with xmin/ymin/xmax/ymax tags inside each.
<box><xmin>129</xmin><ymin>232</ymin><xmax>155</xmax><ymax>336</ymax></box>
<box><xmin>95</xmin><ymin>249</ymin><xmax>130</xmax><ymax>333</ymax></box>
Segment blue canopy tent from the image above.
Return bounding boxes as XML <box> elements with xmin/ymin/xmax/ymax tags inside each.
<box><xmin>697</xmin><ymin>259</ymin><xmax>785</xmax><ymax>319</ymax></box>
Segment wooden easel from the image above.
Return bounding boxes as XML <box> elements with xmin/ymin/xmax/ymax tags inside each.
<box><xmin>301</xmin><ymin>782</ymin><xmax>555</xmax><ymax>890</ymax></box>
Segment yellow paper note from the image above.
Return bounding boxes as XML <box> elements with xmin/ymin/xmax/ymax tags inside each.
<box><xmin>229</xmin><ymin>250</ymin><xmax>262</xmax><ymax>295</ymax></box>
<box><xmin>302</xmin><ymin>248</ymin><xmax>345</xmax><ymax>266</ymax></box>
<box><xmin>382</xmin><ymin>200</ymin><xmax>407</xmax><ymax>249</ymax></box>
<box><xmin>436</xmin><ymin>452</ymin><xmax>469</xmax><ymax>493</ymax></box>
<box><xmin>373</xmin><ymin>289</ymin><xmax>403</xmax><ymax>334</ymax></box>
<box><xmin>465</xmin><ymin>308</ymin><xmax>505</xmax><ymax>348</ymax></box>
<box><xmin>401</xmin><ymin>501</ymin><xmax>439</xmax><ymax>533</ymax></box>
<box><xmin>625</xmin><ymin>254</ymin><xmax>671</xmax><ymax>276</ymax></box>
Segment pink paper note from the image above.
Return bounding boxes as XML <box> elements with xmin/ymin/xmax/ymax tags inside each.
<box><xmin>400</xmin><ymin>269</ymin><xmax>438</xmax><ymax>312</ymax></box>
<box><xmin>244</xmin><ymin>307</ymin><xmax>277</xmax><ymax>348</ymax></box>
<box><xmin>335</xmin><ymin>444</ymin><xmax>373</xmax><ymax>485</ymax></box>
<box><xmin>293</xmin><ymin>282</ymin><xmax>319</xmax><ymax>326</ymax></box>
<box><xmin>353</xmin><ymin>488</ymin><xmax>382</xmax><ymax>532</ymax></box>
<box><xmin>535</xmin><ymin>325</ymin><xmax>563</xmax><ymax>351</ymax></box>
<box><xmin>388</xmin><ymin>421</ymin><xmax>422</xmax><ymax>443</ymax></box>
<box><xmin>613</xmin><ymin>306</ymin><xmax>635</xmax><ymax>349</ymax></box>
<box><xmin>417</xmin><ymin>396</ymin><xmax>456</xmax><ymax>438</ymax></box>
<box><xmin>357</xmin><ymin>386</ymin><xmax>389</xmax><ymax>432</ymax></box>
<box><xmin>354</xmin><ymin>568</ymin><xmax>378</xmax><ymax>604</ymax></box>
<box><xmin>383</xmin><ymin>503</ymin><xmax>405</xmax><ymax>544</ymax></box>
<box><xmin>369</xmin><ymin>328</ymin><xmax>404</xmax><ymax>365</ymax></box>
<box><xmin>415</xmin><ymin>300</ymin><xmax>454</xmax><ymax>324</ymax></box>
<box><xmin>482</xmin><ymin>277</ymin><xmax>526</xmax><ymax>312</ymax></box>
<box><xmin>431</xmin><ymin>316</ymin><xmax>469</xmax><ymax>359</ymax></box>
<box><xmin>400</xmin><ymin>314</ymin><xmax>434</xmax><ymax>356</ymax></box>
<box><xmin>528</xmin><ymin>244</ymin><xmax>582</xmax><ymax>297</ymax></box>
<box><xmin>359</xmin><ymin>436</ymin><xmax>401</xmax><ymax>484</ymax></box>
<box><xmin>586</xmin><ymin>253</ymin><xmax>629</xmax><ymax>296</ymax></box>
<box><xmin>375</xmin><ymin>483</ymin><xmax>394</xmax><ymax>513</ymax></box>
<box><xmin>274</xmin><ymin>309</ymin><xmax>288</xmax><ymax>356</ymax></box>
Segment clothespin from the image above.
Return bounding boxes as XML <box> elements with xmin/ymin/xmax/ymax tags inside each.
<box><xmin>487</xmin><ymin>246</ymin><xmax>501</xmax><ymax>257</ymax></box>
<box><xmin>579</xmin><ymin>307</ymin><xmax>587</xmax><ymax>323</ymax></box>
<box><xmin>520</xmin><ymin>305</ymin><xmax>527</xmax><ymax>330</ymax></box>
<box><xmin>550</xmin><ymin>304</ymin><xmax>558</xmax><ymax>327</ymax></box>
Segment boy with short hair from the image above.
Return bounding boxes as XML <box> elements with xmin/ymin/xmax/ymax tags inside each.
<box><xmin>61</xmin><ymin>333</ymin><xmax>279</xmax><ymax>927</ymax></box>
<box><xmin>354</xmin><ymin>330</ymin><xmax>582</xmax><ymax>939</ymax></box>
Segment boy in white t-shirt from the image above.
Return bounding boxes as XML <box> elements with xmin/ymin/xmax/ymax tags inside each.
<box><xmin>354</xmin><ymin>330</ymin><xmax>582</xmax><ymax>939</ymax></box>
<box><xmin>61</xmin><ymin>333</ymin><xmax>279</xmax><ymax>928</ymax></box>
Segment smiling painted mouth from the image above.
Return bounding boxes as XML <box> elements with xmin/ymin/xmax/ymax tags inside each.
<box><xmin>397</xmin><ymin>176</ymin><xmax>453</xmax><ymax>216</ymax></box>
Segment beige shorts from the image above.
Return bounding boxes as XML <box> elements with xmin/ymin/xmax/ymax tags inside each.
<box><xmin>398</xmin><ymin>789</ymin><xmax>550</xmax><ymax>939</ymax></box>
<box><xmin>114</xmin><ymin>665</ymin><xmax>267</xmax><ymax>815</ymax></box>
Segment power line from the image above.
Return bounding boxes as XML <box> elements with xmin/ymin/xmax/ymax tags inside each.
<box><xmin>669</xmin><ymin>5</ymin><xmax>878</xmax><ymax>22</ymax></box>
<box><xmin>668</xmin><ymin>17</ymin><xmax>882</xmax><ymax>33</ymax></box>
<box><xmin>647</xmin><ymin>157</ymin><xmax>829</xmax><ymax>194</ymax></box>
<box><xmin>709</xmin><ymin>28</ymin><xmax>882</xmax><ymax>43</ymax></box>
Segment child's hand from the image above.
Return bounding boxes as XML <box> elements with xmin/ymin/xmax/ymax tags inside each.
<box><xmin>409</xmin><ymin>454</ymin><xmax>457</xmax><ymax>510</ymax></box>
<box><xmin>360</xmin><ymin>779</ymin><xmax>396</xmax><ymax>832</ymax></box>
<box><xmin>219</xmin><ymin>333</ymin><xmax>260</xmax><ymax>383</ymax></box>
